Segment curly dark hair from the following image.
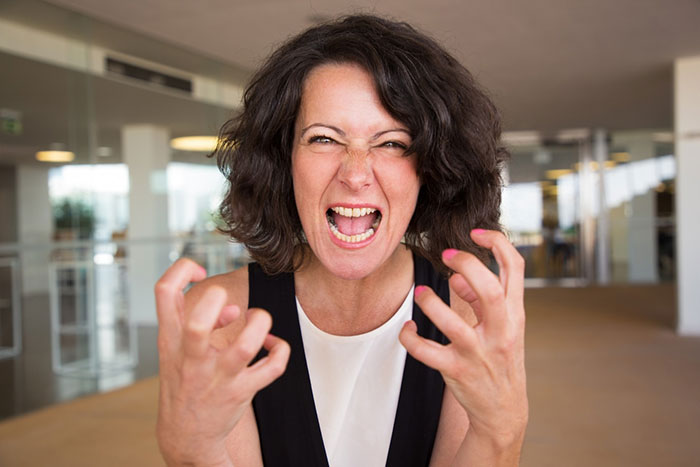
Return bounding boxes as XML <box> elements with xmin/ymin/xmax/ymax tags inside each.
<box><xmin>214</xmin><ymin>14</ymin><xmax>508</xmax><ymax>275</ymax></box>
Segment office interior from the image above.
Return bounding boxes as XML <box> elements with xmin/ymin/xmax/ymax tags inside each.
<box><xmin>0</xmin><ymin>0</ymin><xmax>699</xmax><ymax>465</ymax></box>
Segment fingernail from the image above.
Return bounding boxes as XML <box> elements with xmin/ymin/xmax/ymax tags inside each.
<box><xmin>199</xmin><ymin>265</ymin><xmax>207</xmax><ymax>275</ymax></box>
<box><xmin>414</xmin><ymin>285</ymin><xmax>428</xmax><ymax>297</ymax></box>
<box><xmin>471</xmin><ymin>228</ymin><xmax>486</xmax><ymax>235</ymax></box>
<box><xmin>442</xmin><ymin>249</ymin><xmax>458</xmax><ymax>260</ymax></box>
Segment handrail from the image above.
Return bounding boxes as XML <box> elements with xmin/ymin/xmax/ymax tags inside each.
<box><xmin>0</xmin><ymin>234</ymin><xmax>240</xmax><ymax>254</ymax></box>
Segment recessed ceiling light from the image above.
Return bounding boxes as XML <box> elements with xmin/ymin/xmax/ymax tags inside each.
<box><xmin>36</xmin><ymin>150</ymin><xmax>75</xmax><ymax>162</ymax></box>
<box><xmin>611</xmin><ymin>152</ymin><xmax>630</xmax><ymax>162</ymax></box>
<box><xmin>556</xmin><ymin>128</ymin><xmax>590</xmax><ymax>142</ymax></box>
<box><xmin>545</xmin><ymin>169</ymin><xmax>573</xmax><ymax>179</ymax></box>
<box><xmin>501</xmin><ymin>131</ymin><xmax>541</xmax><ymax>147</ymax></box>
<box><xmin>574</xmin><ymin>161</ymin><xmax>617</xmax><ymax>171</ymax></box>
<box><xmin>170</xmin><ymin>136</ymin><xmax>218</xmax><ymax>152</ymax></box>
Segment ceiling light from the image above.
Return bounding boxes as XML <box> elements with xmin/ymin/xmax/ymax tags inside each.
<box><xmin>556</xmin><ymin>128</ymin><xmax>590</xmax><ymax>142</ymax></box>
<box><xmin>501</xmin><ymin>131</ymin><xmax>541</xmax><ymax>147</ymax></box>
<box><xmin>170</xmin><ymin>136</ymin><xmax>218</xmax><ymax>152</ymax></box>
<box><xmin>545</xmin><ymin>169</ymin><xmax>573</xmax><ymax>179</ymax></box>
<box><xmin>573</xmin><ymin>160</ymin><xmax>617</xmax><ymax>171</ymax></box>
<box><xmin>36</xmin><ymin>150</ymin><xmax>75</xmax><ymax>162</ymax></box>
<box><xmin>612</xmin><ymin>152</ymin><xmax>630</xmax><ymax>162</ymax></box>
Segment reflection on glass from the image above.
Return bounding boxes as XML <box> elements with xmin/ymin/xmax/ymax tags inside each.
<box><xmin>502</xmin><ymin>135</ymin><xmax>676</xmax><ymax>283</ymax></box>
<box><xmin>167</xmin><ymin>162</ymin><xmax>227</xmax><ymax>234</ymax></box>
<box><xmin>606</xmin><ymin>133</ymin><xmax>676</xmax><ymax>282</ymax></box>
<box><xmin>49</xmin><ymin>164</ymin><xmax>129</xmax><ymax>242</ymax></box>
<box><xmin>502</xmin><ymin>143</ymin><xmax>581</xmax><ymax>280</ymax></box>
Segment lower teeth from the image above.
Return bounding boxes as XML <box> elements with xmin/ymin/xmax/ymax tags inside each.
<box><xmin>329</xmin><ymin>223</ymin><xmax>375</xmax><ymax>243</ymax></box>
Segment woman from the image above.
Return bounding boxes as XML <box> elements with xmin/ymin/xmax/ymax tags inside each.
<box><xmin>155</xmin><ymin>15</ymin><xmax>527</xmax><ymax>467</ymax></box>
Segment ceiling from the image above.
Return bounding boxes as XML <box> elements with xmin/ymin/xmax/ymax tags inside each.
<box><xmin>1</xmin><ymin>0</ymin><xmax>699</xmax><ymax>169</ymax></box>
<box><xmin>0</xmin><ymin>51</ymin><xmax>232</xmax><ymax>167</ymax></box>
<box><xmin>35</xmin><ymin>0</ymin><xmax>700</xmax><ymax>132</ymax></box>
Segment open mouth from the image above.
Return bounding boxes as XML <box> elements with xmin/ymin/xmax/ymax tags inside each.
<box><xmin>326</xmin><ymin>206</ymin><xmax>382</xmax><ymax>243</ymax></box>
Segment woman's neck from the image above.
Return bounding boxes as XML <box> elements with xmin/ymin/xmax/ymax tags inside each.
<box><xmin>294</xmin><ymin>245</ymin><xmax>414</xmax><ymax>336</ymax></box>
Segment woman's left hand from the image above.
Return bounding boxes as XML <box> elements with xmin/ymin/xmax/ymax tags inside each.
<box><xmin>399</xmin><ymin>228</ymin><xmax>528</xmax><ymax>454</ymax></box>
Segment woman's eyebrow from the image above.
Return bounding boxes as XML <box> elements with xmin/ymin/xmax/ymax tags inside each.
<box><xmin>300</xmin><ymin>123</ymin><xmax>345</xmax><ymax>137</ymax></box>
<box><xmin>371</xmin><ymin>128</ymin><xmax>411</xmax><ymax>140</ymax></box>
<box><xmin>300</xmin><ymin>125</ymin><xmax>411</xmax><ymax>139</ymax></box>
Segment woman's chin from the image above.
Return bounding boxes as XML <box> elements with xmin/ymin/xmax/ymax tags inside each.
<box><xmin>314</xmin><ymin>253</ymin><xmax>382</xmax><ymax>281</ymax></box>
<box><xmin>310</xmin><ymin>240</ymin><xmax>404</xmax><ymax>282</ymax></box>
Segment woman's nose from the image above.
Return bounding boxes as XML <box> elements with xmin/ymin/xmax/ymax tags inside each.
<box><xmin>337</xmin><ymin>145</ymin><xmax>372</xmax><ymax>191</ymax></box>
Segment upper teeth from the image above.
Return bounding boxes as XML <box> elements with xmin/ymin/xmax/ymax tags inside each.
<box><xmin>331</xmin><ymin>207</ymin><xmax>376</xmax><ymax>217</ymax></box>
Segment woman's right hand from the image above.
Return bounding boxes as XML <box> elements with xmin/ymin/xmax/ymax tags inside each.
<box><xmin>154</xmin><ymin>259</ymin><xmax>290</xmax><ymax>466</ymax></box>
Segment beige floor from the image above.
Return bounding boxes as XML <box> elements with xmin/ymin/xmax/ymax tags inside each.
<box><xmin>0</xmin><ymin>284</ymin><xmax>698</xmax><ymax>466</ymax></box>
<box><xmin>522</xmin><ymin>284</ymin><xmax>700</xmax><ymax>467</ymax></box>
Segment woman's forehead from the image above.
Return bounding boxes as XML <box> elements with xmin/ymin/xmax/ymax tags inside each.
<box><xmin>296</xmin><ymin>63</ymin><xmax>407</xmax><ymax>134</ymax></box>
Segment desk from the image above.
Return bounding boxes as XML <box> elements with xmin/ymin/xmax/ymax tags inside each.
<box><xmin>0</xmin><ymin>377</ymin><xmax>162</xmax><ymax>466</ymax></box>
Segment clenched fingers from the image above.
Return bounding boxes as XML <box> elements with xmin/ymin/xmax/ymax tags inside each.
<box><xmin>234</xmin><ymin>334</ymin><xmax>291</xmax><ymax>395</ymax></box>
<box><xmin>183</xmin><ymin>286</ymin><xmax>228</xmax><ymax>358</ymax></box>
<box><xmin>155</xmin><ymin>258</ymin><xmax>207</xmax><ymax>351</ymax></box>
<box><xmin>220</xmin><ymin>309</ymin><xmax>273</xmax><ymax>375</ymax></box>
<box><xmin>469</xmin><ymin>229</ymin><xmax>525</xmax><ymax>309</ymax></box>
<box><xmin>441</xmin><ymin>248</ymin><xmax>509</xmax><ymax>336</ymax></box>
<box><xmin>448</xmin><ymin>273</ymin><xmax>483</xmax><ymax>324</ymax></box>
<box><xmin>413</xmin><ymin>285</ymin><xmax>477</xmax><ymax>347</ymax></box>
<box><xmin>399</xmin><ymin>320</ymin><xmax>453</xmax><ymax>373</ymax></box>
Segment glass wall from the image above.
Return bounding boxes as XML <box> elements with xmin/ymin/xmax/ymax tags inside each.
<box><xmin>0</xmin><ymin>2</ymin><xmax>248</xmax><ymax>420</ymax></box>
<box><xmin>606</xmin><ymin>132</ymin><xmax>676</xmax><ymax>283</ymax></box>
<box><xmin>501</xmin><ymin>131</ymin><xmax>676</xmax><ymax>285</ymax></box>
<box><xmin>503</xmin><ymin>142</ymin><xmax>583</xmax><ymax>281</ymax></box>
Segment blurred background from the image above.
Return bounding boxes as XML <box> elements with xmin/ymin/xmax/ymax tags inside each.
<box><xmin>0</xmin><ymin>0</ymin><xmax>699</xmax><ymax>465</ymax></box>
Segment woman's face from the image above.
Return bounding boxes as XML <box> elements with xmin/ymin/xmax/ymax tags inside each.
<box><xmin>292</xmin><ymin>63</ymin><xmax>421</xmax><ymax>280</ymax></box>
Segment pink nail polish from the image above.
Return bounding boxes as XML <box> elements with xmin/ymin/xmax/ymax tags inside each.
<box><xmin>442</xmin><ymin>248</ymin><xmax>458</xmax><ymax>260</ymax></box>
<box><xmin>415</xmin><ymin>285</ymin><xmax>428</xmax><ymax>297</ymax></box>
<box><xmin>471</xmin><ymin>228</ymin><xmax>486</xmax><ymax>235</ymax></box>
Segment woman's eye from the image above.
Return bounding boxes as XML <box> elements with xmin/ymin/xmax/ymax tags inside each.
<box><xmin>380</xmin><ymin>141</ymin><xmax>408</xmax><ymax>150</ymax></box>
<box><xmin>309</xmin><ymin>135</ymin><xmax>336</xmax><ymax>144</ymax></box>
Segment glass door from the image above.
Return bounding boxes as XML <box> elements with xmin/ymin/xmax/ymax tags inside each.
<box><xmin>502</xmin><ymin>141</ymin><xmax>584</xmax><ymax>283</ymax></box>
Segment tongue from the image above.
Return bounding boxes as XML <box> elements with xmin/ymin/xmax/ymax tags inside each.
<box><xmin>333</xmin><ymin>212</ymin><xmax>377</xmax><ymax>235</ymax></box>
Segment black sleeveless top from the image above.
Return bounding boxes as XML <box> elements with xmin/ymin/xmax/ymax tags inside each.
<box><xmin>249</xmin><ymin>254</ymin><xmax>450</xmax><ymax>466</ymax></box>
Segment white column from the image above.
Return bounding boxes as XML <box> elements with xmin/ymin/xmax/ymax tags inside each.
<box><xmin>16</xmin><ymin>165</ymin><xmax>52</xmax><ymax>295</ymax></box>
<box><xmin>612</xmin><ymin>131</ymin><xmax>658</xmax><ymax>283</ymax></box>
<box><xmin>675</xmin><ymin>56</ymin><xmax>700</xmax><ymax>335</ymax></box>
<box><xmin>578</xmin><ymin>138</ymin><xmax>596</xmax><ymax>283</ymax></box>
<box><xmin>122</xmin><ymin>125</ymin><xmax>170</xmax><ymax>325</ymax></box>
<box><xmin>593</xmin><ymin>129</ymin><xmax>610</xmax><ymax>284</ymax></box>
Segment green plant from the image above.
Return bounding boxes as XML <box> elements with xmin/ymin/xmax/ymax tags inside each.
<box><xmin>53</xmin><ymin>198</ymin><xmax>95</xmax><ymax>239</ymax></box>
